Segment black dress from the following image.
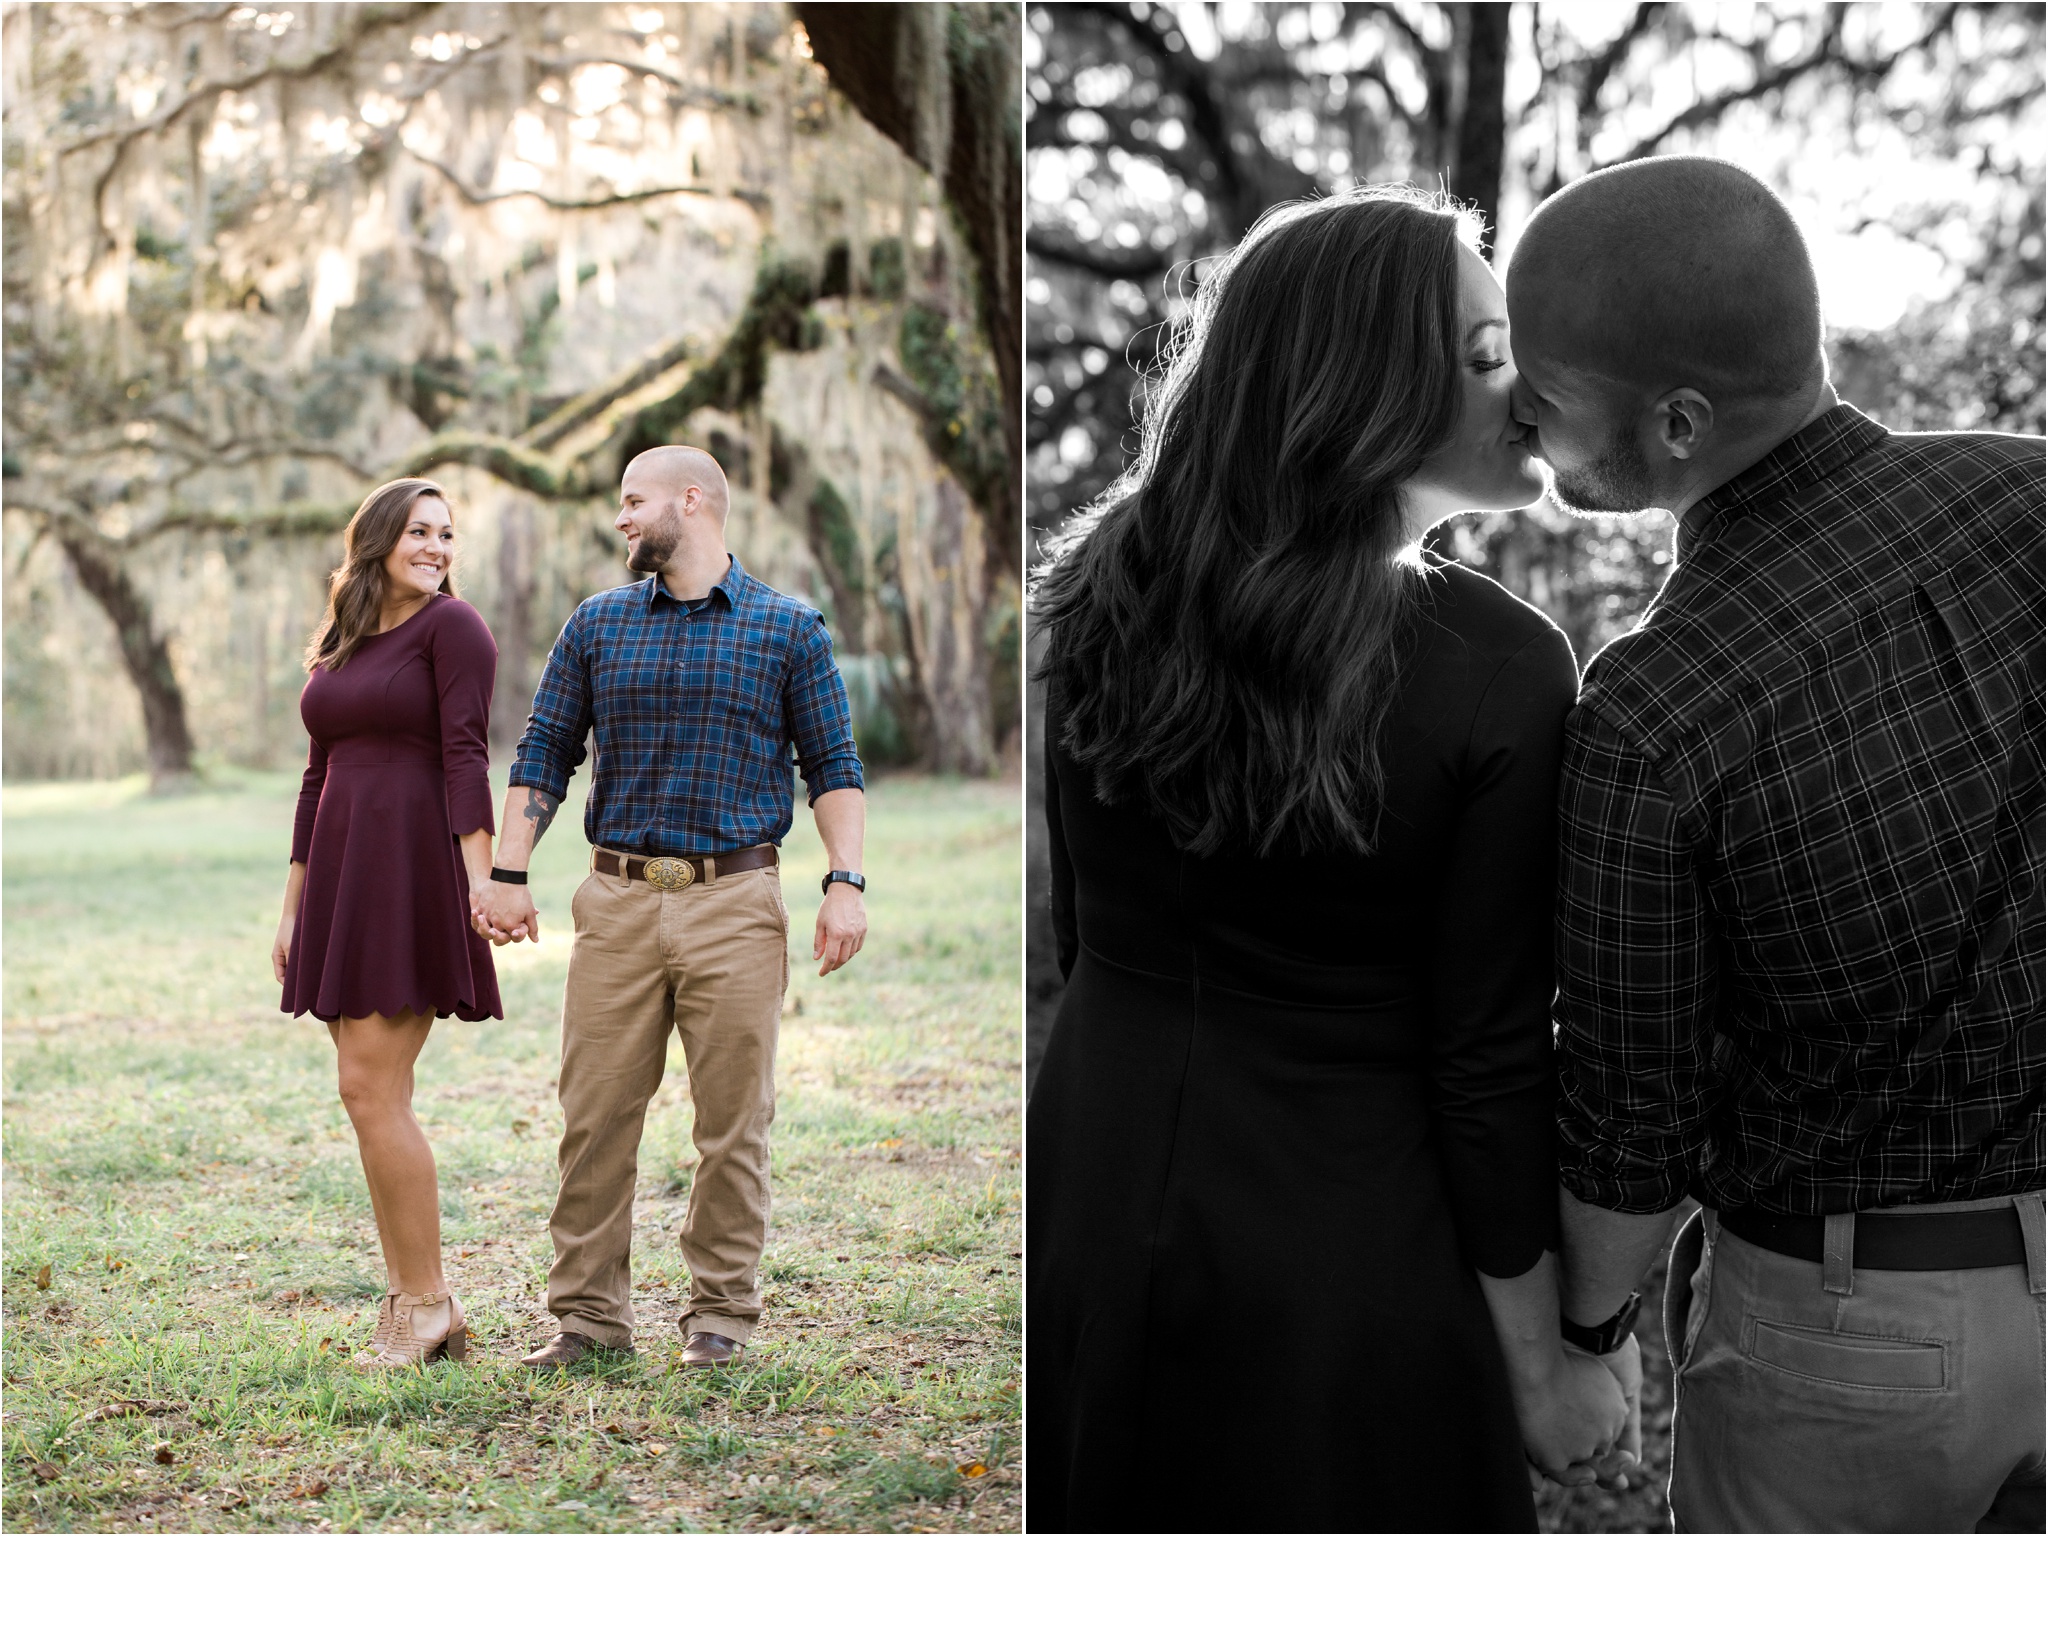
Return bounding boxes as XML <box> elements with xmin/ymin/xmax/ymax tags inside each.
<box><xmin>1028</xmin><ymin>559</ymin><xmax>1579</xmax><ymax>1532</ymax></box>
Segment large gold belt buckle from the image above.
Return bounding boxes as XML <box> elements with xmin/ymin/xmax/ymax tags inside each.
<box><xmin>643</xmin><ymin>856</ymin><xmax>695</xmax><ymax>890</ymax></box>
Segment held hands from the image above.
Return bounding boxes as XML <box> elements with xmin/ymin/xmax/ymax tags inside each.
<box><xmin>1577</xmin><ymin>1333</ymin><xmax>1644</xmax><ymax>1490</ymax></box>
<box><xmin>469</xmin><ymin>878</ymin><xmax>540</xmax><ymax>946</ymax></box>
<box><xmin>814</xmin><ymin>881</ymin><xmax>867</xmax><ymax>975</ymax></box>
<box><xmin>1513</xmin><ymin>1342</ymin><xmax>1633</xmax><ymax>1488</ymax></box>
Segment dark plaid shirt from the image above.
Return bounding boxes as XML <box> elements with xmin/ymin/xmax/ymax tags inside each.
<box><xmin>1555</xmin><ymin>405</ymin><xmax>2045</xmax><ymax>1215</ymax></box>
<box><xmin>508</xmin><ymin>556</ymin><xmax>863</xmax><ymax>856</ymax></box>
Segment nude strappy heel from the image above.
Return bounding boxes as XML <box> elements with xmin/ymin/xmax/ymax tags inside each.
<box><xmin>353</xmin><ymin>1290</ymin><xmax>467</xmax><ymax>1368</ymax></box>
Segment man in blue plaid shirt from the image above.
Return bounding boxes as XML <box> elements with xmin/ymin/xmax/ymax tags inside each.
<box><xmin>474</xmin><ymin>445</ymin><xmax>867</xmax><ymax>1371</ymax></box>
<box><xmin>1508</xmin><ymin>156</ymin><xmax>2043</xmax><ymax>1530</ymax></box>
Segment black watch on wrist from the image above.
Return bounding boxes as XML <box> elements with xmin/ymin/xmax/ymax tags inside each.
<box><xmin>489</xmin><ymin>867</ymin><xmax>528</xmax><ymax>885</ymax></box>
<box><xmin>1561</xmin><ymin>1289</ymin><xmax>1642</xmax><ymax>1356</ymax></box>
<box><xmin>821</xmin><ymin>869</ymin><xmax>866</xmax><ymax>895</ymax></box>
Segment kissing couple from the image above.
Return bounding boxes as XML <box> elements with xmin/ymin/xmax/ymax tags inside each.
<box><xmin>1029</xmin><ymin>155</ymin><xmax>2044</xmax><ymax>1532</ymax></box>
<box><xmin>274</xmin><ymin>445</ymin><xmax>871</xmax><ymax>1374</ymax></box>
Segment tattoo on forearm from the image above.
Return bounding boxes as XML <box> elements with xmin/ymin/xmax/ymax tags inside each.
<box><xmin>523</xmin><ymin>788</ymin><xmax>559</xmax><ymax>847</ymax></box>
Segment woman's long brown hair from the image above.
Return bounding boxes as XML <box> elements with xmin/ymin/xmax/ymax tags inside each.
<box><xmin>304</xmin><ymin>478</ymin><xmax>458</xmax><ymax>672</ymax></box>
<box><xmin>1032</xmin><ymin>186</ymin><xmax>1478</xmax><ymax>858</ymax></box>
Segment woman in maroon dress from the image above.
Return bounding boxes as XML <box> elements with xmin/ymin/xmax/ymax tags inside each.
<box><xmin>272</xmin><ymin>478</ymin><xmax>503</xmax><ymax>1368</ymax></box>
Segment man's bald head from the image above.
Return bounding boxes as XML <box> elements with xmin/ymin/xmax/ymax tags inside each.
<box><xmin>1508</xmin><ymin>155</ymin><xmax>1824</xmax><ymax>408</ymax></box>
<box><xmin>623</xmin><ymin>444</ymin><xmax>730</xmax><ymax>526</ymax></box>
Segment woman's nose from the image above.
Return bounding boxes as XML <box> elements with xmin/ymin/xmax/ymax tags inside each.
<box><xmin>1507</xmin><ymin>374</ymin><xmax>1538</xmax><ymax>426</ymax></box>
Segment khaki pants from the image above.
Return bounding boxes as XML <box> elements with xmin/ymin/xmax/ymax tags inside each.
<box><xmin>1665</xmin><ymin>1193</ymin><xmax>2047</xmax><ymax>1532</ymax></box>
<box><xmin>546</xmin><ymin>858</ymin><xmax>789</xmax><ymax>1348</ymax></box>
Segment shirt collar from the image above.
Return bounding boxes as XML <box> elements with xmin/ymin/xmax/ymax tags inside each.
<box><xmin>643</xmin><ymin>553</ymin><xmax>749</xmax><ymax>610</ymax></box>
<box><xmin>1678</xmin><ymin>403</ymin><xmax>1890</xmax><ymax>555</ymax></box>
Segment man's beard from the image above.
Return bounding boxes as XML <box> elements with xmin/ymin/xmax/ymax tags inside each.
<box><xmin>1548</xmin><ymin>421</ymin><xmax>1658</xmax><ymax>516</ymax></box>
<box><xmin>627</xmin><ymin>503</ymin><xmax>684</xmax><ymax>574</ymax></box>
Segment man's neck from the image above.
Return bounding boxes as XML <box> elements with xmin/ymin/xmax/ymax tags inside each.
<box><xmin>1666</xmin><ymin>378</ymin><xmax>1841</xmax><ymax>519</ymax></box>
<box><xmin>660</xmin><ymin>539</ymin><xmax>732</xmax><ymax>602</ymax></box>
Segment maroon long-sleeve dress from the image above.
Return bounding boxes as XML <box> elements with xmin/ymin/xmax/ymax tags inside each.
<box><xmin>282</xmin><ymin>593</ymin><xmax>503</xmax><ymax>1023</ymax></box>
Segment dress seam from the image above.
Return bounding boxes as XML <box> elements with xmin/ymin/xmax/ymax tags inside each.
<box><xmin>1137</xmin><ymin>852</ymin><xmax>1202</xmax><ymax>1386</ymax></box>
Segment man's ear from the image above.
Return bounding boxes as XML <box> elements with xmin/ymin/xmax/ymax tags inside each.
<box><xmin>1651</xmin><ymin>390</ymin><xmax>1714</xmax><ymax>461</ymax></box>
<box><xmin>680</xmin><ymin>483</ymin><xmax>703</xmax><ymax>516</ymax></box>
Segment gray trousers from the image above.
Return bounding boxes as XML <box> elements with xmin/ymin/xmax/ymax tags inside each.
<box><xmin>1665</xmin><ymin>1192</ymin><xmax>2046</xmax><ymax>1532</ymax></box>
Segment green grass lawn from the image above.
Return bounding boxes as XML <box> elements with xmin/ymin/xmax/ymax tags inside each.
<box><xmin>2</xmin><ymin>767</ymin><xmax>1021</xmax><ymax>1533</ymax></box>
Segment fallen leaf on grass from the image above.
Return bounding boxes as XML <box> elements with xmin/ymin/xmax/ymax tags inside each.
<box><xmin>83</xmin><ymin>1402</ymin><xmax>144</xmax><ymax>1423</ymax></box>
<box><xmin>317</xmin><ymin>1337</ymin><xmax>332</xmax><ymax>1353</ymax></box>
<box><xmin>876</xmin><ymin>1139</ymin><xmax>903</xmax><ymax>1150</ymax></box>
<box><xmin>290</xmin><ymin>1480</ymin><xmax>330</xmax><ymax>1499</ymax></box>
<box><xmin>35</xmin><ymin>1265</ymin><xmax>51</xmax><ymax>1291</ymax></box>
<box><xmin>956</xmin><ymin>1462</ymin><xmax>987</xmax><ymax>1478</ymax></box>
<box><xmin>603</xmin><ymin>1422</ymin><xmax>625</xmax><ymax>1436</ymax></box>
<box><xmin>645</xmin><ymin>1443</ymin><xmax>668</xmax><ymax>1457</ymax></box>
<box><xmin>219</xmin><ymin>1492</ymin><xmax>249</xmax><ymax>1512</ymax></box>
<box><xmin>33</xmin><ymin>1461</ymin><xmax>60</xmax><ymax>1482</ymax></box>
<box><xmin>153</xmin><ymin>1444</ymin><xmax>174</xmax><ymax>1465</ymax></box>
<box><xmin>104</xmin><ymin>1254</ymin><xmax>126</xmax><ymax>1272</ymax></box>
<box><xmin>511</xmin><ymin>1118</ymin><xmax>532</xmax><ymax>1137</ymax></box>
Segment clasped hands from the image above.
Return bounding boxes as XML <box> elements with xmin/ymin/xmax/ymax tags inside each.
<box><xmin>1517</xmin><ymin>1334</ymin><xmax>1642</xmax><ymax>1492</ymax></box>
<box><xmin>470</xmin><ymin>879</ymin><xmax>540</xmax><ymax>946</ymax></box>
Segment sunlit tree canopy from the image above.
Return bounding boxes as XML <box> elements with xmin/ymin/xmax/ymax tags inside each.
<box><xmin>5</xmin><ymin>1</ymin><xmax>1021</xmax><ymax>783</ymax></box>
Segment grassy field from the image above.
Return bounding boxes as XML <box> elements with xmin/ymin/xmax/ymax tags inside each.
<box><xmin>2</xmin><ymin>768</ymin><xmax>1021</xmax><ymax>1534</ymax></box>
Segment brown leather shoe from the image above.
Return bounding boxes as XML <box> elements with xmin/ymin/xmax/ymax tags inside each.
<box><xmin>678</xmin><ymin>1329</ymin><xmax>744</xmax><ymax>1368</ymax></box>
<box><xmin>519</xmin><ymin>1330</ymin><xmax>633</xmax><ymax>1370</ymax></box>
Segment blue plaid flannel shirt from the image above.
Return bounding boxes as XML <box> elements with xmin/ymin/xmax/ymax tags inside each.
<box><xmin>508</xmin><ymin>555</ymin><xmax>864</xmax><ymax>856</ymax></box>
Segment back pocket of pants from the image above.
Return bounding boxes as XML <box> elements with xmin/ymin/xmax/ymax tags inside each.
<box><xmin>1745</xmin><ymin>1318</ymin><xmax>1948</xmax><ymax>1391</ymax></box>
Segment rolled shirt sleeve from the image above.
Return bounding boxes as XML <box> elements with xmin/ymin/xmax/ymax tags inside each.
<box><xmin>507</xmin><ymin>610</ymin><xmax>594</xmax><ymax>802</ymax></box>
<box><xmin>430</xmin><ymin>598</ymin><xmax>498</xmax><ymax>837</ymax></box>
<box><xmin>1554</xmin><ymin>704</ymin><xmax>1721</xmax><ymax>1214</ymax></box>
<box><xmin>784</xmin><ymin>610</ymin><xmax>865</xmax><ymax>801</ymax></box>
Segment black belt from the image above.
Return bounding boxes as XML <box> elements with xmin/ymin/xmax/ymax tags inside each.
<box><xmin>1720</xmin><ymin>1203</ymin><xmax>2027</xmax><ymax>1271</ymax></box>
<box><xmin>591</xmin><ymin>844</ymin><xmax>776</xmax><ymax>889</ymax></box>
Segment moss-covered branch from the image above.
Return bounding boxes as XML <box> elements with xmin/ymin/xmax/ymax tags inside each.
<box><xmin>615</xmin><ymin>258</ymin><xmax>819</xmax><ymax>461</ymax></box>
<box><xmin>392</xmin><ymin>433</ymin><xmax>604</xmax><ymax>499</ymax></box>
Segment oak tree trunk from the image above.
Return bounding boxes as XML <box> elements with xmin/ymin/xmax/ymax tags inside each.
<box><xmin>1453</xmin><ymin>2</ymin><xmax>1512</xmax><ymax>254</ymax></box>
<box><xmin>490</xmin><ymin>499</ymin><xmax>537</xmax><ymax>756</ymax></box>
<box><xmin>57</xmin><ymin>531</ymin><xmax>197</xmax><ymax>790</ymax></box>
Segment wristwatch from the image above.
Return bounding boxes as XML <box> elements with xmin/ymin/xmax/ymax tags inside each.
<box><xmin>1560</xmin><ymin>1290</ymin><xmax>1642</xmax><ymax>1356</ymax></box>
<box><xmin>821</xmin><ymin>869</ymin><xmax>866</xmax><ymax>895</ymax></box>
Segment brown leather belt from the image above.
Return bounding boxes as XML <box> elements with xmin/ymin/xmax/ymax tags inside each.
<box><xmin>1721</xmin><ymin>1203</ymin><xmax>2027</xmax><ymax>1271</ymax></box>
<box><xmin>591</xmin><ymin>844</ymin><xmax>777</xmax><ymax>890</ymax></box>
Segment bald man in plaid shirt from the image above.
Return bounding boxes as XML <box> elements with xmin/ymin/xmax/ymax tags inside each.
<box><xmin>475</xmin><ymin>445</ymin><xmax>868</xmax><ymax>1372</ymax></box>
<box><xmin>1507</xmin><ymin>157</ymin><xmax>2043</xmax><ymax>1530</ymax></box>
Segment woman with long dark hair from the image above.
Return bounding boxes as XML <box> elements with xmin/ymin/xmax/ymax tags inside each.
<box><xmin>273</xmin><ymin>478</ymin><xmax>502</xmax><ymax>1368</ymax></box>
<box><xmin>1029</xmin><ymin>187</ymin><xmax>1626</xmax><ymax>1529</ymax></box>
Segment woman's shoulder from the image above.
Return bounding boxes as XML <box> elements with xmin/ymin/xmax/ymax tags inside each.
<box><xmin>422</xmin><ymin>593</ymin><xmax>497</xmax><ymax>650</ymax></box>
<box><xmin>1417</xmin><ymin>554</ymin><xmax>1574</xmax><ymax>671</ymax></box>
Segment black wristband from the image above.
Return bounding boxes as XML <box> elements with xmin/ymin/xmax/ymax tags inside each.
<box><xmin>821</xmin><ymin>869</ymin><xmax>866</xmax><ymax>895</ymax></box>
<box><xmin>1560</xmin><ymin>1289</ymin><xmax>1642</xmax><ymax>1356</ymax></box>
<box><xmin>489</xmin><ymin>867</ymin><xmax>528</xmax><ymax>885</ymax></box>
